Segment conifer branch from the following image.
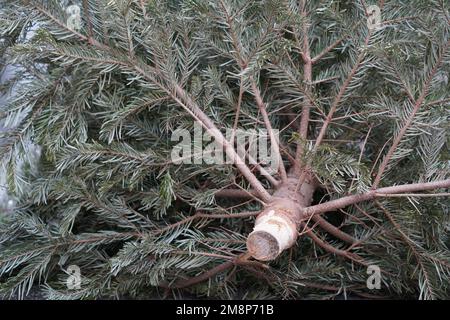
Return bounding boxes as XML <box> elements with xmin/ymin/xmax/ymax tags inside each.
<box><xmin>303</xmin><ymin>179</ymin><xmax>450</xmax><ymax>217</ymax></box>
<box><xmin>310</xmin><ymin>215</ymin><xmax>357</xmax><ymax>244</ymax></box>
<box><xmin>375</xmin><ymin>201</ymin><xmax>437</xmax><ymax>299</ymax></box>
<box><xmin>2</xmin><ymin>0</ymin><xmax>448</xmax><ymax>299</ymax></box>
<box><xmin>313</xmin><ymin>32</ymin><xmax>372</xmax><ymax>150</ymax></box>
<box><xmin>294</xmin><ymin>1</ymin><xmax>313</xmax><ymax>172</ymax></box>
<box><xmin>373</xmin><ymin>40</ymin><xmax>450</xmax><ymax>188</ymax></box>
<box><xmin>250</xmin><ymin>78</ymin><xmax>287</xmax><ymax>182</ymax></box>
<box><xmin>304</xmin><ymin>228</ymin><xmax>367</xmax><ymax>266</ymax></box>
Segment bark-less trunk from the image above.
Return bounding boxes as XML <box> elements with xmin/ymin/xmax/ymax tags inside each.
<box><xmin>247</xmin><ymin>173</ymin><xmax>316</xmax><ymax>261</ymax></box>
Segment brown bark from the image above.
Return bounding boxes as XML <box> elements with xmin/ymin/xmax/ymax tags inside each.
<box><xmin>303</xmin><ymin>179</ymin><xmax>450</xmax><ymax>218</ymax></box>
<box><xmin>311</xmin><ymin>215</ymin><xmax>356</xmax><ymax>244</ymax></box>
<box><xmin>215</xmin><ymin>189</ymin><xmax>274</xmax><ymax>199</ymax></box>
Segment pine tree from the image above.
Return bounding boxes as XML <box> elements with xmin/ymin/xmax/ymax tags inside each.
<box><xmin>0</xmin><ymin>0</ymin><xmax>449</xmax><ymax>299</ymax></box>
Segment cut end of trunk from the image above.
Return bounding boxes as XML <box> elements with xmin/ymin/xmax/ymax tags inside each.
<box><xmin>246</xmin><ymin>177</ymin><xmax>316</xmax><ymax>261</ymax></box>
<box><xmin>246</xmin><ymin>210</ymin><xmax>298</xmax><ymax>261</ymax></box>
<box><xmin>246</xmin><ymin>231</ymin><xmax>280</xmax><ymax>261</ymax></box>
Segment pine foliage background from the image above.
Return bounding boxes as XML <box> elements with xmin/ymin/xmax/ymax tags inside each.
<box><xmin>0</xmin><ymin>0</ymin><xmax>449</xmax><ymax>299</ymax></box>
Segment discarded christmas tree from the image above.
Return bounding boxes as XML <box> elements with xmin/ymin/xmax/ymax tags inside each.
<box><xmin>0</xmin><ymin>0</ymin><xmax>449</xmax><ymax>299</ymax></box>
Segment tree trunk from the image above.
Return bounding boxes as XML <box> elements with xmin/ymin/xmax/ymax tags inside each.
<box><xmin>247</xmin><ymin>175</ymin><xmax>316</xmax><ymax>261</ymax></box>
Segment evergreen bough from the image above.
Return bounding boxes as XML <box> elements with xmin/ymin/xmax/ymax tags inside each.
<box><xmin>0</xmin><ymin>0</ymin><xmax>449</xmax><ymax>299</ymax></box>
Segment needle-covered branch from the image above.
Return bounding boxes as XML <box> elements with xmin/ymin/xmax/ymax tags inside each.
<box><xmin>303</xmin><ymin>179</ymin><xmax>450</xmax><ymax>217</ymax></box>
<box><xmin>250</xmin><ymin>78</ymin><xmax>287</xmax><ymax>182</ymax></box>
<box><xmin>2</xmin><ymin>0</ymin><xmax>449</xmax><ymax>300</ymax></box>
<box><xmin>372</xmin><ymin>40</ymin><xmax>450</xmax><ymax>188</ymax></box>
